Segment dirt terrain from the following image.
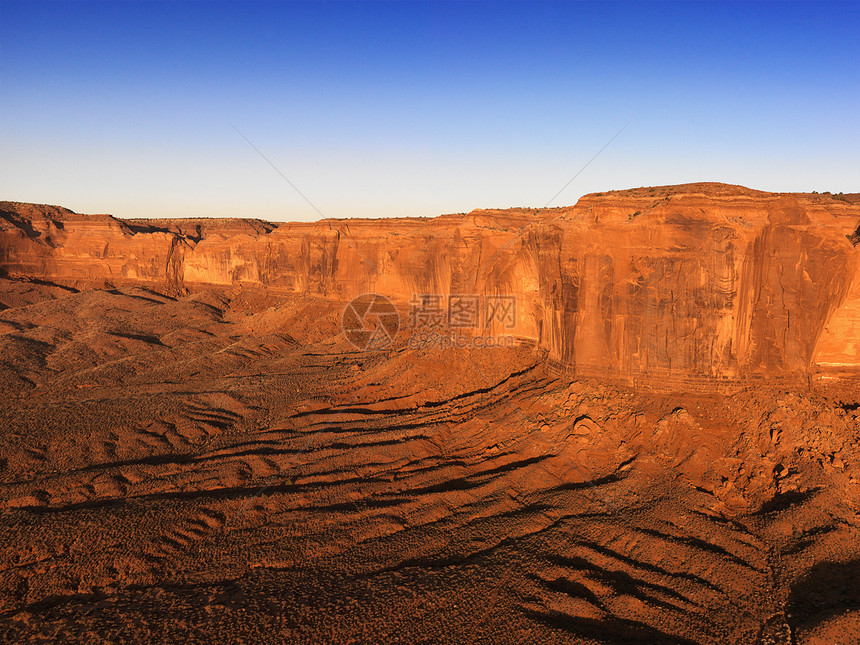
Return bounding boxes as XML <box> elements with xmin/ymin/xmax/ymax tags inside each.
<box><xmin>1</xmin><ymin>187</ymin><xmax>859</xmax><ymax>643</ymax></box>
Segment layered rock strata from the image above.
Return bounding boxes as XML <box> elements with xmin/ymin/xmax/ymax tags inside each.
<box><xmin>2</xmin><ymin>183</ymin><xmax>858</xmax><ymax>382</ymax></box>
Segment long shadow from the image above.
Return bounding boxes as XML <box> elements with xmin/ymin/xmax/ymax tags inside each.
<box><xmin>787</xmin><ymin>559</ymin><xmax>860</xmax><ymax>634</ymax></box>
<box><xmin>1</xmin><ymin>575</ymin><xmax>241</xmax><ymax>621</ymax></box>
<box><xmin>467</xmin><ymin>454</ymin><xmax>550</xmax><ymax>479</ymax></box>
<box><xmin>376</xmin><ymin>454</ymin><xmax>551</xmax><ymax>499</ymax></box>
<box><xmin>552</xmin><ymin>471</ymin><xmax>624</xmax><ymax>491</ymax></box>
<box><xmin>572</xmin><ymin>540</ymin><xmax>721</xmax><ymax>593</ymax></box>
<box><xmin>289</xmin><ymin>361</ymin><xmax>541</xmax><ymax>419</ymax></box>
<box><xmin>0</xmin><ymin>210</ymin><xmax>43</xmax><ymax>240</ymax></box>
<box><xmin>520</xmin><ymin>607</ymin><xmax>700</xmax><ymax>644</ymax></box>
<box><xmin>753</xmin><ymin>488</ymin><xmax>818</xmax><ymax>515</ymax></box>
<box><xmin>528</xmin><ymin>572</ymin><xmax>606</xmax><ymax>611</ymax></box>
<box><xmin>11</xmin><ymin>439</ymin><xmax>303</xmax><ymax>481</ymax></box>
<box><xmin>633</xmin><ymin>526</ymin><xmax>762</xmax><ymax>572</ymax></box>
<box><xmin>541</xmin><ymin>552</ymin><xmax>698</xmax><ymax>614</ymax></box>
<box><xmin>12</xmin><ymin>474</ymin><xmax>391</xmax><ymax>515</ymax></box>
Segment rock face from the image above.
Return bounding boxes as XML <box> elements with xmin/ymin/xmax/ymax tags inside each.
<box><xmin>2</xmin><ymin>182</ymin><xmax>859</xmax><ymax>383</ymax></box>
<box><xmin>2</xmin><ymin>186</ymin><xmax>860</xmax><ymax>644</ymax></box>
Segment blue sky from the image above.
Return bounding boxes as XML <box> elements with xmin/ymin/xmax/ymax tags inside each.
<box><xmin>1</xmin><ymin>1</ymin><xmax>858</xmax><ymax>221</ymax></box>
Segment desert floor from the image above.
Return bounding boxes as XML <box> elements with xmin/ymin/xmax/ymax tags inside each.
<box><xmin>1</xmin><ymin>279</ymin><xmax>858</xmax><ymax>644</ymax></box>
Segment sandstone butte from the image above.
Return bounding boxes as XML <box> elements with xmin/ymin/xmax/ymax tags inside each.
<box><xmin>3</xmin><ymin>183</ymin><xmax>858</xmax><ymax>388</ymax></box>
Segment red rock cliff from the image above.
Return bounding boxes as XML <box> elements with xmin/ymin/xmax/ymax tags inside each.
<box><xmin>2</xmin><ymin>183</ymin><xmax>858</xmax><ymax>383</ymax></box>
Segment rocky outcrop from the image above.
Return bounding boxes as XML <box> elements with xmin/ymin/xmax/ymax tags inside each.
<box><xmin>2</xmin><ymin>183</ymin><xmax>859</xmax><ymax>383</ymax></box>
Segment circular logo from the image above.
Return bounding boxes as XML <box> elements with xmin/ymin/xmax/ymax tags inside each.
<box><xmin>341</xmin><ymin>293</ymin><xmax>400</xmax><ymax>350</ymax></box>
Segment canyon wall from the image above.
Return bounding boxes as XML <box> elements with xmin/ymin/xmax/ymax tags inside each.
<box><xmin>2</xmin><ymin>183</ymin><xmax>858</xmax><ymax>383</ymax></box>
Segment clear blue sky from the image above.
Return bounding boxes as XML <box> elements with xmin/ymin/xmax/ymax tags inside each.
<box><xmin>1</xmin><ymin>1</ymin><xmax>857</xmax><ymax>221</ymax></box>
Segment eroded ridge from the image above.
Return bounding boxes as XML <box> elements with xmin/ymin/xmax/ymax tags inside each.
<box><xmin>0</xmin><ymin>280</ymin><xmax>857</xmax><ymax>643</ymax></box>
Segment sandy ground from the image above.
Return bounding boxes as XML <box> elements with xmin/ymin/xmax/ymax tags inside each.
<box><xmin>0</xmin><ymin>278</ymin><xmax>858</xmax><ymax>644</ymax></box>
